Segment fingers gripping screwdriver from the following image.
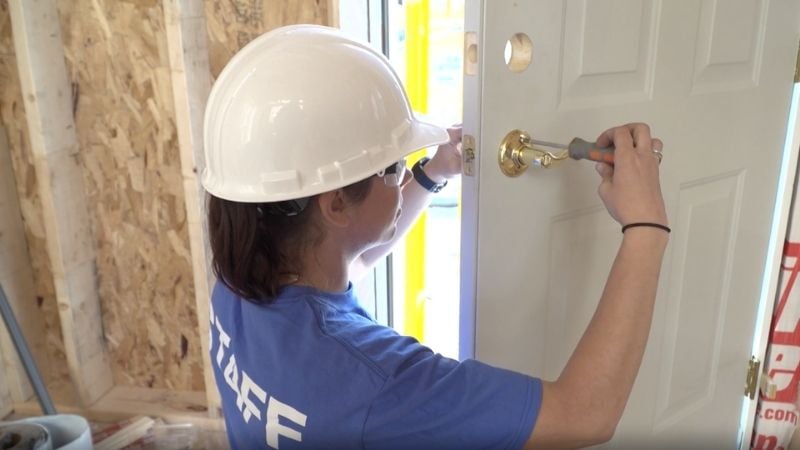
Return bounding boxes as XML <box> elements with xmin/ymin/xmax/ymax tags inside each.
<box><xmin>531</xmin><ymin>138</ymin><xmax>615</xmax><ymax>164</ymax></box>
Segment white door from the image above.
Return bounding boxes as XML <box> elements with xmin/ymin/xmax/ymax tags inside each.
<box><xmin>461</xmin><ymin>1</ymin><xmax>800</xmax><ymax>447</ymax></box>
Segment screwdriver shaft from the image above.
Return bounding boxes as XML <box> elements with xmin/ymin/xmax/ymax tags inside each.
<box><xmin>530</xmin><ymin>138</ymin><xmax>569</xmax><ymax>150</ymax></box>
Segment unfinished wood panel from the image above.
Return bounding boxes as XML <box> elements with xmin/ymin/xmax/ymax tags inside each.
<box><xmin>163</xmin><ymin>0</ymin><xmax>219</xmax><ymax>416</ymax></box>
<box><xmin>13</xmin><ymin>385</ymin><xmax>221</xmax><ymax>430</ymax></box>
<box><xmin>8</xmin><ymin>0</ymin><xmax>113</xmax><ymax>405</ymax></box>
<box><xmin>53</xmin><ymin>0</ymin><xmax>204</xmax><ymax>392</ymax></box>
<box><xmin>204</xmin><ymin>0</ymin><xmax>335</xmax><ymax>77</ymax></box>
<box><xmin>0</xmin><ymin>370</ymin><xmax>9</xmax><ymax>419</ymax></box>
<box><xmin>0</xmin><ymin>127</ymin><xmax>15</xmax><ymax>418</ymax></box>
<box><xmin>0</xmin><ymin>0</ymin><xmax>74</xmax><ymax>406</ymax></box>
<box><xmin>2</xmin><ymin>0</ymin><xmax>338</xmax><ymax>408</ymax></box>
<box><xmin>0</xmin><ymin>124</ymin><xmax>53</xmax><ymax>404</ymax></box>
<box><xmin>0</xmin><ymin>379</ymin><xmax>8</xmax><ymax>420</ymax></box>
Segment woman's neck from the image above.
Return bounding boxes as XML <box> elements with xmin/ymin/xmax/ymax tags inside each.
<box><xmin>293</xmin><ymin>238</ymin><xmax>352</xmax><ymax>293</ymax></box>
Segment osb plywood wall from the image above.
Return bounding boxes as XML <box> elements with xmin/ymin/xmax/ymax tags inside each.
<box><xmin>0</xmin><ymin>1</ymin><xmax>73</xmax><ymax>399</ymax></box>
<box><xmin>0</xmin><ymin>0</ymin><xmax>332</xmax><ymax>395</ymax></box>
<box><xmin>52</xmin><ymin>0</ymin><xmax>203</xmax><ymax>391</ymax></box>
<box><xmin>205</xmin><ymin>0</ymin><xmax>333</xmax><ymax>77</ymax></box>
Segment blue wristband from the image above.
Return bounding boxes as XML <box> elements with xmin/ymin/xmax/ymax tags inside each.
<box><xmin>412</xmin><ymin>157</ymin><xmax>448</xmax><ymax>193</ymax></box>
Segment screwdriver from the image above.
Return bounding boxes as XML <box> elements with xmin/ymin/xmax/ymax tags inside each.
<box><xmin>530</xmin><ymin>138</ymin><xmax>615</xmax><ymax>164</ymax></box>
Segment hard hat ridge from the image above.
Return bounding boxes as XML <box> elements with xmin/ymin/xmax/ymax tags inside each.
<box><xmin>202</xmin><ymin>24</ymin><xmax>449</xmax><ymax>203</ymax></box>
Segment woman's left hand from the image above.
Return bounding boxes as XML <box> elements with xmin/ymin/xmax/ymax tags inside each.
<box><xmin>423</xmin><ymin>125</ymin><xmax>463</xmax><ymax>182</ymax></box>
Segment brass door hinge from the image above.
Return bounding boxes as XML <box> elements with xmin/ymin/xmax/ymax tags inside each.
<box><xmin>744</xmin><ymin>356</ymin><xmax>760</xmax><ymax>399</ymax></box>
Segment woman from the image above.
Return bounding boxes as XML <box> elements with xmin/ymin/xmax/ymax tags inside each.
<box><xmin>202</xmin><ymin>25</ymin><xmax>668</xmax><ymax>449</ymax></box>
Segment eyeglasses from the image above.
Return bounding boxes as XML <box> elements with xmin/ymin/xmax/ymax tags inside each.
<box><xmin>376</xmin><ymin>158</ymin><xmax>408</xmax><ymax>187</ymax></box>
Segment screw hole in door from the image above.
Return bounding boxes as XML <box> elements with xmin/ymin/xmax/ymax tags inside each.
<box><xmin>504</xmin><ymin>33</ymin><xmax>532</xmax><ymax>73</ymax></box>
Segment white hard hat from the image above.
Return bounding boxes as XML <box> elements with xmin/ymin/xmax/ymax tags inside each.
<box><xmin>202</xmin><ymin>25</ymin><xmax>450</xmax><ymax>203</ymax></box>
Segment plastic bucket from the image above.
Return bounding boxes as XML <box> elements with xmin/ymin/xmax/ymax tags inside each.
<box><xmin>0</xmin><ymin>422</ymin><xmax>50</xmax><ymax>449</ymax></box>
<box><xmin>1</xmin><ymin>414</ymin><xmax>92</xmax><ymax>450</ymax></box>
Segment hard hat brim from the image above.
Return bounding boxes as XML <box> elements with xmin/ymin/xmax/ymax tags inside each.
<box><xmin>403</xmin><ymin>119</ymin><xmax>451</xmax><ymax>158</ymax></box>
<box><xmin>202</xmin><ymin>119</ymin><xmax>450</xmax><ymax>203</ymax></box>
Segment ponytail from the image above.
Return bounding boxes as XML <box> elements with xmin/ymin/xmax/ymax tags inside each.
<box><xmin>207</xmin><ymin>177</ymin><xmax>373</xmax><ymax>303</ymax></box>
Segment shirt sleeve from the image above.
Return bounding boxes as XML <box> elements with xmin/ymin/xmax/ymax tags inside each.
<box><xmin>362</xmin><ymin>351</ymin><xmax>542</xmax><ymax>450</ymax></box>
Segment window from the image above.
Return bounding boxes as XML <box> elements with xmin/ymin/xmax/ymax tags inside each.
<box><xmin>342</xmin><ymin>0</ymin><xmax>465</xmax><ymax>359</ymax></box>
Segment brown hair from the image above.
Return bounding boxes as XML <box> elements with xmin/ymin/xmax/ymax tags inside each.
<box><xmin>208</xmin><ymin>178</ymin><xmax>373</xmax><ymax>303</ymax></box>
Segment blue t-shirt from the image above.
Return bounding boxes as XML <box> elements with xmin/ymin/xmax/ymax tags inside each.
<box><xmin>209</xmin><ymin>281</ymin><xmax>542</xmax><ymax>449</ymax></box>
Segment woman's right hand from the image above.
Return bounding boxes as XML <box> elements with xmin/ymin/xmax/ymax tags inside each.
<box><xmin>594</xmin><ymin>123</ymin><xmax>668</xmax><ymax>228</ymax></box>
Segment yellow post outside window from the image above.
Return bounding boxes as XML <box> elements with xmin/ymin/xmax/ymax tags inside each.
<box><xmin>403</xmin><ymin>0</ymin><xmax>430</xmax><ymax>342</ymax></box>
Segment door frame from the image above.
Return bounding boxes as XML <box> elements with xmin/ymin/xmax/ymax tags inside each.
<box><xmin>740</xmin><ymin>81</ymin><xmax>800</xmax><ymax>447</ymax></box>
<box><xmin>458</xmin><ymin>0</ymin><xmax>484</xmax><ymax>362</ymax></box>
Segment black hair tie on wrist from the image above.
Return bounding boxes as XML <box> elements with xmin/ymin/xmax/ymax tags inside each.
<box><xmin>621</xmin><ymin>222</ymin><xmax>671</xmax><ymax>234</ymax></box>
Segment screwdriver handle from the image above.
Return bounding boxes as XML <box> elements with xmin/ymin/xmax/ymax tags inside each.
<box><xmin>568</xmin><ymin>138</ymin><xmax>615</xmax><ymax>164</ymax></box>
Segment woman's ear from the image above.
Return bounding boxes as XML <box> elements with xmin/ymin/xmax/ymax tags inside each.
<box><xmin>317</xmin><ymin>189</ymin><xmax>352</xmax><ymax>228</ymax></box>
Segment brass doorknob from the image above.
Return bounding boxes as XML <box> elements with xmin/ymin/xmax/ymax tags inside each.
<box><xmin>498</xmin><ymin>129</ymin><xmax>616</xmax><ymax>177</ymax></box>
<box><xmin>498</xmin><ymin>129</ymin><xmax>569</xmax><ymax>176</ymax></box>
